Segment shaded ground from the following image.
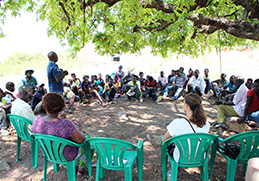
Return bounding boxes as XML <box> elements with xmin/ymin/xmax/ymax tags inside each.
<box><xmin>0</xmin><ymin>95</ymin><xmax>246</xmax><ymax>181</ymax></box>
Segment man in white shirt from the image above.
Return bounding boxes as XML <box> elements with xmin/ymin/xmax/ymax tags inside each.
<box><xmin>187</xmin><ymin>69</ymin><xmax>205</xmax><ymax>96</ymax></box>
<box><xmin>214</xmin><ymin>76</ymin><xmax>248</xmax><ymax>129</ymax></box>
<box><xmin>11</xmin><ymin>85</ymin><xmax>35</xmax><ymax>122</ymax></box>
<box><xmin>158</xmin><ymin>71</ymin><xmax>168</xmax><ymax>91</ymax></box>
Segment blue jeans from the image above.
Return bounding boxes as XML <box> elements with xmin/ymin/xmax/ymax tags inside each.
<box><xmin>248</xmin><ymin>110</ymin><xmax>259</xmax><ymax>122</ymax></box>
<box><xmin>173</xmin><ymin>86</ymin><xmax>183</xmax><ymax>99</ymax></box>
<box><xmin>163</xmin><ymin>85</ymin><xmax>174</xmax><ymax>97</ymax></box>
<box><xmin>143</xmin><ymin>89</ymin><xmax>157</xmax><ymax>102</ymax></box>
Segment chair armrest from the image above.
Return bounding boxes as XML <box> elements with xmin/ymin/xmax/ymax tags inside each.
<box><xmin>137</xmin><ymin>140</ymin><xmax>144</xmax><ymax>150</ymax></box>
<box><xmin>214</xmin><ymin>134</ymin><xmax>224</xmax><ymax>142</ymax></box>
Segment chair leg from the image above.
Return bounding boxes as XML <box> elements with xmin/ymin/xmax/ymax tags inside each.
<box><xmin>200</xmin><ymin>165</ymin><xmax>209</xmax><ymax>181</ymax></box>
<box><xmin>171</xmin><ymin>162</ymin><xmax>178</xmax><ymax>181</ymax></box>
<box><xmin>95</xmin><ymin>159</ymin><xmax>100</xmax><ymax>181</ymax></box>
<box><xmin>16</xmin><ymin>136</ymin><xmax>21</xmax><ymax>162</ymax></box>
<box><xmin>53</xmin><ymin>163</ymin><xmax>60</xmax><ymax>172</ymax></box>
<box><xmin>161</xmin><ymin>154</ymin><xmax>168</xmax><ymax>181</ymax></box>
<box><xmin>226</xmin><ymin>159</ymin><xmax>238</xmax><ymax>181</ymax></box>
<box><xmin>31</xmin><ymin>139</ymin><xmax>38</xmax><ymax>168</ymax></box>
<box><xmin>244</xmin><ymin>163</ymin><xmax>248</xmax><ymax>176</ymax></box>
<box><xmin>66</xmin><ymin>162</ymin><xmax>76</xmax><ymax>181</ymax></box>
<box><xmin>137</xmin><ymin>157</ymin><xmax>143</xmax><ymax>181</ymax></box>
<box><xmin>124</xmin><ymin>166</ymin><xmax>133</xmax><ymax>181</ymax></box>
<box><xmin>43</xmin><ymin>158</ymin><xmax>48</xmax><ymax>181</ymax></box>
<box><xmin>209</xmin><ymin>142</ymin><xmax>217</xmax><ymax>176</ymax></box>
<box><xmin>100</xmin><ymin>167</ymin><xmax>106</xmax><ymax>179</ymax></box>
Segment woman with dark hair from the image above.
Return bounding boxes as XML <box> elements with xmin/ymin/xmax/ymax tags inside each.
<box><xmin>162</xmin><ymin>93</ymin><xmax>210</xmax><ymax>161</ymax></box>
<box><xmin>32</xmin><ymin>92</ymin><xmax>87</xmax><ymax>175</ymax></box>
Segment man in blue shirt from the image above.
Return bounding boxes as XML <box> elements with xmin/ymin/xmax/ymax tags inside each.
<box><xmin>47</xmin><ymin>51</ymin><xmax>68</xmax><ymax>95</ymax></box>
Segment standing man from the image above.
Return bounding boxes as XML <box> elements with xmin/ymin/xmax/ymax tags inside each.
<box><xmin>47</xmin><ymin>51</ymin><xmax>68</xmax><ymax>95</ymax></box>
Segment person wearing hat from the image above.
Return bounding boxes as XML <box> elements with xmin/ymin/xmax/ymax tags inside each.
<box><xmin>18</xmin><ymin>69</ymin><xmax>38</xmax><ymax>91</ymax></box>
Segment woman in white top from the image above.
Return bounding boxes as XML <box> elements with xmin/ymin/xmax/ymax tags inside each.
<box><xmin>162</xmin><ymin>93</ymin><xmax>210</xmax><ymax>161</ymax></box>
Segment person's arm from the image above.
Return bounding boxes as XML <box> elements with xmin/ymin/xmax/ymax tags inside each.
<box><xmin>55</xmin><ymin>69</ymin><xmax>68</xmax><ymax>82</ymax></box>
<box><xmin>5</xmin><ymin>92</ymin><xmax>16</xmax><ymax>100</ymax></box>
<box><xmin>238</xmin><ymin>96</ymin><xmax>253</xmax><ymax>123</ymax></box>
<box><xmin>0</xmin><ymin>104</ymin><xmax>11</xmax><ymax>110</ymax></box>
<box><xmin>162</xmin><ymin>131</ymin><xmax>172</xmax><ymax>142</ymax></box>
<box><xmin>70</xmin><ymin>127</ymin><xmax>86</xmax><ymax>144</ymax></box>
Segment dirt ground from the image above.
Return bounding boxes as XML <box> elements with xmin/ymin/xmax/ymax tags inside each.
<box><xmin>0</xmin><ymin>95</ymin><xmax>247</xmax><ymax>181</ymax></box>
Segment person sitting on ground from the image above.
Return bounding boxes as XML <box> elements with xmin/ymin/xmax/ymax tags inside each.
<box><xmin>214</xmin><ymin>76</ymin><xmax>248</xmax><ymax>130</ymax></box>
<box><xmin>111</xmin><ymin>65</ymin><xmax>125</xmax><ymax>86</ymax></box>
<box><xmin>170</xmin><ymin>70</ymin><xmax>186</xmax><ymax>101</ymax></box>
<box><xmin>211</xmin><ymin>73</ymin><xmax>228</xmax><ymax>99</ymax></box>
<box><xmin>158</xmin><ymin>71</ymin><xmax>168</xmax><ymax>91</ymax></box>
<box><xmin>162</xmin><ymin>93</ymin><xmax>210</xmax><ymax>162</ymax></box>
<box><xmin>18</xmin><ymin>69</ymin><xmax>38</xmax><ymax>92</ymax></box>
<box><xmin>139</xmin><ymin>72</ymin><xmax>146</xmax><ymax>93</ymax></box>
<box><xmin>187</xmin><ymin>69</ymin><xmax>205</xmax><ymax>97</ymax></box>
<box><xmin>70</xmin><ymin>73</ymin><xmax>81</xmax><ymax>95</ymax></box>
<box><xmin>32</xmin><ymin>92</ymin><xmax>88</xmax><ymax>175</ymax></box>
<box><xmin>220</xmin><ymin>75</ymin><xmax>236</xmax><ymax>98</ymax></box>
<box><xmin>31</xmin><ymin>83</ymin><xmax>47</xmax><ymax>111</ymax></box>
<box><xmin>237</xmin><ymin>79</ymin><xmax>259</xmax><ymax>127</ymax></box>
<box><xmin>246</xmin><ymin>78</ymin><xmax>254</xmax><ymax>90</ymax></box>
<box><xmin>63</xmin><ymin>77</ymin><xmax>76</xmax><ymax>112</ymax></box>
<box><xmin>143</xmin><ymin>76</ymin><xmax>158</xmax><ymax>102</ymax></box>
<box><xmin>114</xmin><ymin>76</ymin><xmax>121</xmax><ymax>91</ymax></box>
<box><xmin>203</xmin><ymin>68</ymin><xmax>211</xmax><ymax>94</ymax></box>
<box><xmin>125</xmin><ymin>75</ymin><xmax>142</xmax><ymax>102</ymax></box>
<box><xmin>179</xmin><ymin>67</ymin><xmax>186</xmax><ymax>76</ymax></box>
<box><xmin>11</xmin><ymin>85</ymin><xmax>36</xmax><ymax>122</ymax></box>
<box><xmin>102</xmin><ymin>78</ymin><xmax>116</xmax><ymax>103</ymax></box>
<box><xmin>168</xmin><ymin>69</ymin><xmax>176</xmax><ymax>84</ymax></box>
<box><xmin>122</xmin><ymin>75</ymin><xmax>131</xmax><ymax>93</ymax></box>
<box><xmin>156</xmin><ymin>70</ymin><xmax>177</xmax><ymax>102</ymax></box>
<box><xmin>79</xmin><ymin>75</ymin><xmax>106</xmax><ymax>106</ymax></box>
<box><xmin>95</xmin><ymin>74</ymin><xmax>104</xmax><ymax>95</ymax></box>
<box><xmin>0</xmin><ymin>88</ymin><xmax>12</xmax><ymax>135</ymax></box>
<box><xmin>3</xmin><ymin>82</ymin><xmax>16</xmax><ymax>104</ymax></box>
<box><xmin>184</xmin><ymin>68</ymin><xmax>193</xmax><ymax>88</ymax></box>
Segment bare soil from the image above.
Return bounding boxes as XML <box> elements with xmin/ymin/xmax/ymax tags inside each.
<box><xmin>0</xmin><ymin>95</ymin><xmax>246</xmax><ymax>181</ymax></box>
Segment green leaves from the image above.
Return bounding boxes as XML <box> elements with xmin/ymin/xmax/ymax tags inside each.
<box><xmin>0</xmin><ymin>0</ymin><xmax>258</xmax><ymax>57</ymax></box>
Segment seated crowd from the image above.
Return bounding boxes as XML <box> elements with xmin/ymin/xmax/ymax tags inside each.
<box><xmin>1</xmin><ymin>57</ymin><xmax>259</xmax><ymax>179</ymax></box>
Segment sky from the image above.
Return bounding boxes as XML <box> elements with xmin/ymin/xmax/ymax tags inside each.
<box><xmin>0</xmin><ymin>11</ymin><xmax>67</xmax><ymax>61</ymax></box>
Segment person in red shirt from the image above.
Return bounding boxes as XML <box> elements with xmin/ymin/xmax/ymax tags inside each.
<box><xmin>238</xmin><ymin>79</ymin><xmax>259</xmax><ymax>126</ymax></box>
<box><xmin>143</xmin><ymin>76</ymin><xmax>158</xmax><ymax>102</ymax></box>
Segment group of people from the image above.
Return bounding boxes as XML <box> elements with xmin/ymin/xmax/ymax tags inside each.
<box><xmin>1</xmin><ymin>51</ymin><xmax>259</xmax><ymax>179</ymax></box>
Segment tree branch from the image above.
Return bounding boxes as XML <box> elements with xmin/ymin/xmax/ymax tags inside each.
<box><xmin>189</xmin><ymin>13</ymin><xmax>259</xmax><ymax>41</ymax></box>
<box><xmin>58</xmin><ymin>1</ymin><xmax>71</xmax><ymax>31</ymax></box>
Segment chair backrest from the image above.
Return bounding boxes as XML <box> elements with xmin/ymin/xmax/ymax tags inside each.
<box><xmin>88</xmin><ymin>137</ymin><xmax>137</xmax><ymax>170</ymax></box>
<box><xmin>31</xmin><ymin>133</ymin><xmax>85</xmax><ymax>164</ymax></box>
<box><xmin>223</xmin><ymin>131</ymin><xmax>259</xmax><ymax>162</ymax></box>
<box><xmin>162</xmin><ymin>133</ymin><xmax>216</xmax><ymax>165</ymax></box>
<box><xmin>7</xmin><ymin>114</ymin><xmax>33</xmax><ymax>142</ymax></box>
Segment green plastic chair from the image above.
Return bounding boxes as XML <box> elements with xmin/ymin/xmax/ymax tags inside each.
<box><xmin>88</xmin><ymin>137</ymin><xmax>143</xmax><ymax>181</ymax></box>
<box><xmin>215</xmin><ymin>131</ymin><xmax>259</xmax><ymax>181</ymax></box>
<box><xmin>7</xmin><ymin>114</ymin><xmax>38</xmax><ymax>168</ymax></box>
<box><xmin>161</xmin><ymin>133</ymin><xmax>218</xmax><ymax>181</ymax></box>
<box><xmin>31</xmin><ymin>133</ymin><xmax>92</xmax><ymax>181</ymax></box>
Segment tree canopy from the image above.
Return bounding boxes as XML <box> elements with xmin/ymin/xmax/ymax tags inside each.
<box><xmin>1</xmin><ymin>0</ymin><xmax>259</xmax><ymax>57</ymax></box>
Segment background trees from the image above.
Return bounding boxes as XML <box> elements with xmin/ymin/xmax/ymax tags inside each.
<box><xmin>1</xmin><ymin>0</ymin><xmax>259</xmax><ymax>57</ymax></box>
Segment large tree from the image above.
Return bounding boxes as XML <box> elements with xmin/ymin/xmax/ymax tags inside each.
<box><xmin>1</xmin><ymin>0</ymin><xmax>259</xmax><ymax>57</ymax></box>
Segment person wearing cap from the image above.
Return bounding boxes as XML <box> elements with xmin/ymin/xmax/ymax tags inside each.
<box><xmin>18</xmin><ymin>69</ymin><xmax>38</xmax><ymax>91</ymax></box>
<box><xmin>47</xmin><ymin>51</ymin><xmax>68</xmax><ymax>95</ymax></box>
<box><xmin>31</xmin><ymin>83</ymin><xmax>47</xmax><ymax>111</ymax></box>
